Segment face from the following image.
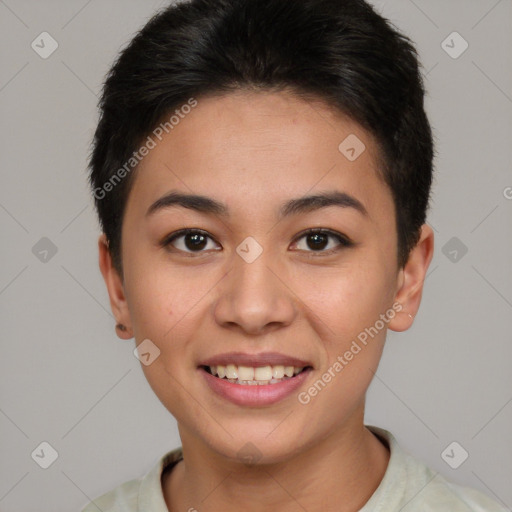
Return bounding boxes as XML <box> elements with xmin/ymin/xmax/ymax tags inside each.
<box><xmin>100</xmin><ymin>90</ymin><xmax>433</xmax><ymax>464</ymax></box>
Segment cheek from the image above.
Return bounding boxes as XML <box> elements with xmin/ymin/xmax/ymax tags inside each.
<box><xmin>291</xmin><ymin>259</ymin><xmax>393</xmax><ymax>397</ymax></box>
<box><xmin>124</xmin><ymin>257</ymin><xmax>203</xmax><ymax>338</ymax></box>
<box><xmin>124</xmin><ymin>277</ymin><xmax>171</xmax><ymax>339</ymax></box>
<box><xmin>123</xmin><ymin>262</ymin><xmax>214</xmax><ymax>388</ymax></box>
<box><xmin>294</xmin><ymin>259</ymin><xmax>392</xmax><ymax>337</ymax></box>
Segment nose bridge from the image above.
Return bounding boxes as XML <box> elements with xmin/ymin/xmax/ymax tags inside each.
<box><xmin>232</xmin><ymin>245</ymin><xmax>280</xmax><ymax>308</ymax></box>
<box><xmin>213</xmin><ymin>243</ymin><xmax>296</xmax><ymax>333</ymax></box>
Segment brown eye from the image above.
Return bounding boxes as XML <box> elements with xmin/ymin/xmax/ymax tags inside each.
<box><xmin>305</xmin><ymin>232</ymin><xmax>329</xmax><ymax>250</ymax></box>
<box><xmin>162</xmin><ymin>229</ymin><xmax>220</xmax><ymax>254</ymax></box>
<box><xmin>292</xmin><ymin>229</ymin><xmax>353</xmax><ymax>254</ymax></box>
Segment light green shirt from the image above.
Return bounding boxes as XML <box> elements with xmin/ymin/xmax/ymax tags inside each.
<box><xmin>81</xmin><ymin>425</ymin><xmax>507</xmax><ymax>511</ymax></box>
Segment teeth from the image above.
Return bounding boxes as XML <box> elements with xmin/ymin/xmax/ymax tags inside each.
<box><xmin>206</xmin><ymin>364</ymin><xmax>306</xmax><ymax>384</ymax></box>
<box><xmin>238</xmin><ymin>366</ymin><xmax>255</xmax><ymax>380</ymax></box>
<box><xmin>254</xmin><ymin>366</ymin><xmax>272</xmax><ymax>381</ymax></box>
<box><xmin>225</xmin><ymin>364</ymin><xmax>238</xmax><ymax>379</ymax></box>
<box><xmin>272</xmin><ymin>365</ymin><xmax>285</xmax><ymax>379</ymax></box>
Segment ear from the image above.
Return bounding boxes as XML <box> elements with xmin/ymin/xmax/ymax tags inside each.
<box><xmin>388</xmin><ymin>223</ymin><xmax>434</xmax><ymax>332</ymax></box>
<box><xmin>98</xmin><ymin>234</ymin><xmax>133</xmax><ymax>339</ymax></box>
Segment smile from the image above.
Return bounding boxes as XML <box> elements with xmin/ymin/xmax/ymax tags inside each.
<box><xmin>203</xmin><ymin>364</ymin><xmax>308</xmax><ymax>385</ymax></box>
<box><xmin>199</xmin><ymin>364</ymin><xmax>313</xmax><ymax>406</ymax></box>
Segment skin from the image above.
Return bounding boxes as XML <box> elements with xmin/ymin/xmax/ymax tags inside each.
<box><xmin>98</xmin><ymin>90</ymin><xmax>434</xmax><ymax>512</ymax></box>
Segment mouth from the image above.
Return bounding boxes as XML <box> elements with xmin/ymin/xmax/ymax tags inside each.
<box><xmin>200</xmin><ymin>364</ymin><xmax>312</xmax><ymax>385</ymax></box>
<box><xmin>198</xmin><ymin>352</ymin><xmax>314</xmax><ymax>405</ymax></box>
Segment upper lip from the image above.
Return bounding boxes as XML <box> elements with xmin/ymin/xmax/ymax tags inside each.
<box><xmin>199</xmin><ymin>352</ymin><xmax>312</xmax><ymax>368</ymax></box>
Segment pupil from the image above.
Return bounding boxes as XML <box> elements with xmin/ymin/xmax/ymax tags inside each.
<box><xmin>185</xmin><ymin>233</ymin><xmax>207</xmax><ymax>251</ymax></box>
<box><xmin>308</xmin><ymin>233</ymin><xmax>328</xmax><ymax>250</ymax></box>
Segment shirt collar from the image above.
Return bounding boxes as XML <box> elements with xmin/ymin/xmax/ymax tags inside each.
<box><xmin>138</xmin><ymin>446</ymin><xmax>183</xmax><ymax>511</ymax></box>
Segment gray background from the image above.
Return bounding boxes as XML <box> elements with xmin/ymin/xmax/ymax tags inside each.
<box><xmin>0</xmin><ymin>0</ymin><xmax>511</xmax><ymax>510</ymax></box>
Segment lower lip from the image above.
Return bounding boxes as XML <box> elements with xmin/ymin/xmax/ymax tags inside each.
<box><xmin>200</xmin><ymin>367</ymin><xmax>312</xmax><ymax>406</ymax></box>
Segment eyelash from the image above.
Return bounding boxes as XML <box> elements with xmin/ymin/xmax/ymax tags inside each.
<box><xmin>160</xmin><ymin>228</ymin><xmax>354</xmax><ymax>257</ymax></box>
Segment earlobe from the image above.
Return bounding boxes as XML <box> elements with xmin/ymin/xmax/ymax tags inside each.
<box><xmin>98</xmin><ymin>234</ymin><xmax>133</xmax><ymax>339</ymax></box>
<box><xmin>388</xmin><ymin>223</ymin><xmax>435</xmax><ymax>333</ymax></box>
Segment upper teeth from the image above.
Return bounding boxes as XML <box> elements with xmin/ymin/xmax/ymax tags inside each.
<box><xmin>208</xmin><ymin>364</ymin><xmax>304</xmax><ymax>381</ymax></box>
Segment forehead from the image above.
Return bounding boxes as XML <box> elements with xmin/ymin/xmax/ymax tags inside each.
<box><xmin>126</xmin><ymin>90</ymin><xmax>394</xmax><ymax>226</ymax></box>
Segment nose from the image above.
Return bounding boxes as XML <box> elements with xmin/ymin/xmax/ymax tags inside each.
<box><xmin>213</xmin><ymin>249</ymin><xmax>297</xmax><ymax>335</ymax></box>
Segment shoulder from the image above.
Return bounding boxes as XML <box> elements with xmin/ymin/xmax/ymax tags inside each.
<box><xmin>365</xmin><ymin>426</ymin><xmax>508</xmax><ymax>512</ymax></box>
<box><xmin>407</xmin><ymin>473</ymin><xmax>508</xmax><ymax>511</ymax></box>
<box><xmin>80</xmin><ymin>447</ymin><xmax>183</xmax><ymax>512</ymax></box>
<box><xmin>81</xmin><ymin>477</ymin><xmax>140</xmax><ymax>512</ymax></box>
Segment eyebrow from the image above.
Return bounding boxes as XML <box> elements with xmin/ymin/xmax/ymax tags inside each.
<box><xmin>146</xmin><ymin>190</ymin><xmax>368</xmax><ymax>219</ymax></box>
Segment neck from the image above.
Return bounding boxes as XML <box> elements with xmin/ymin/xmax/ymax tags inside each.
<box><xmin>163</xmin><ymin>416</ymin><xmax>390</xmax><ymax>512</ymax></box>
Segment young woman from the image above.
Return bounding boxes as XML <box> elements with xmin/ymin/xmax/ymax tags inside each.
<box><xmin>83</xmin><ymin>0</ymin><xmax>506</xmax><ymax>510</ymax></box>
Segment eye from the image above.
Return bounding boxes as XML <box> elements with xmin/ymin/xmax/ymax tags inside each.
<box><xmin>291</xmin><ymin>228</ymin><xmax>353</xmax><ymax>255</ymax></box>
<box><xmin>161</xmin><ymin>229</ymin><xmax>220</xmax><ymax>254</ymax></box>
<box><xmin>161</xmin><ymin>227</ymin><xmax>353</xmax><ymax>256</ymax></box>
